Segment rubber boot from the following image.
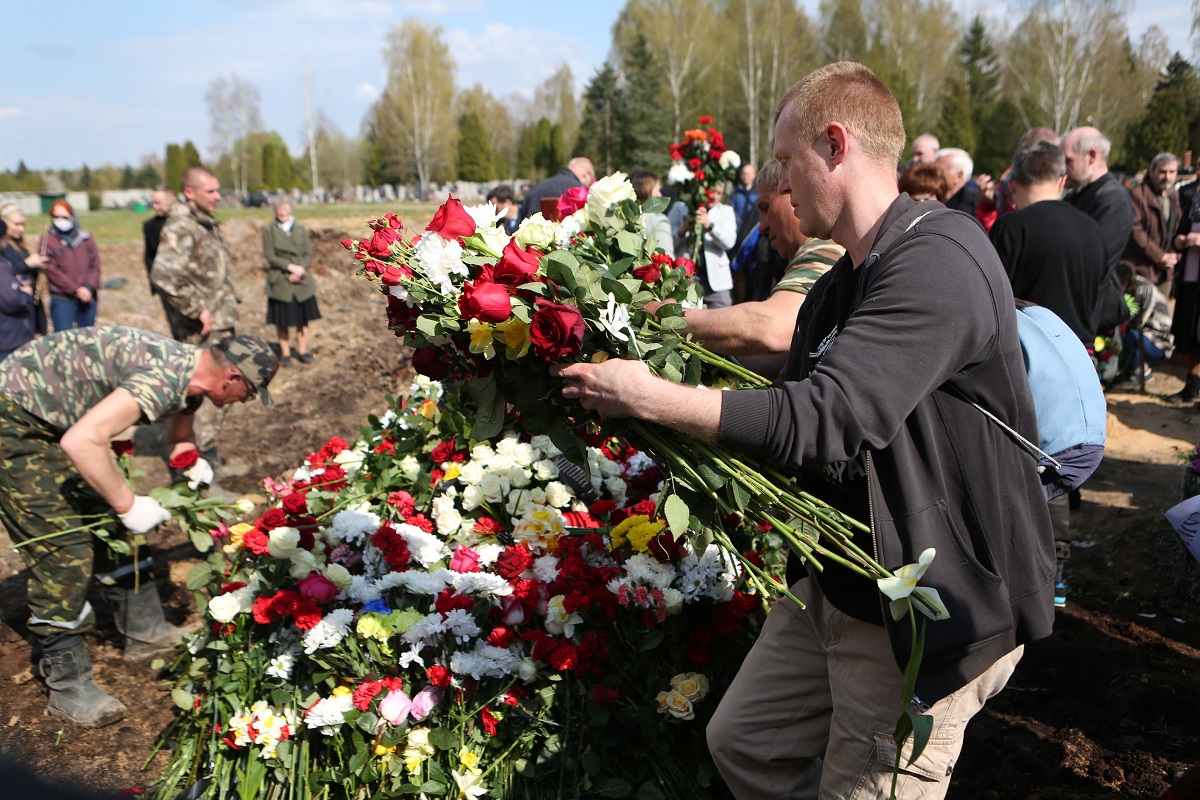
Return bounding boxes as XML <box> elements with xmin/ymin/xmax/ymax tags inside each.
<box><xmin>1167</xmin><ymin>374</ymin><xmax>1200</xmax><ymax>405</ymax></box>
<box><xmin>39</xmin><ymin>636</ymin><xmax>126</xmax><ymax>727</ymax></box>
<box><xmin>105</xmin><ymin>582</ymin><xmax>197</xmax><ymax>661</ymax></box>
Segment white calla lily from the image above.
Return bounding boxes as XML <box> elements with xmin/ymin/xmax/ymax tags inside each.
<box><xmin>876</xmin><ymin>548</ymin><xmax>950</xmax><ymax>621</ymax></box>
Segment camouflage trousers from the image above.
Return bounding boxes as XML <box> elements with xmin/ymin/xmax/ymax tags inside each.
<box><xmin>0</xmin><ymin>395</ymin><xmax>139</xmax><ymax>637</ymax></box>
<box><xmin>162</xmin><ymin>301</ymin><xmax>232</xmax><ymax>454</ymax></box>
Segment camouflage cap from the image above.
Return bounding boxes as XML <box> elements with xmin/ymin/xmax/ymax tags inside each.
<box><xmin>213</xmin><ymin>334</ymin><xmax>279</xmax><ymax>406</ymax></box>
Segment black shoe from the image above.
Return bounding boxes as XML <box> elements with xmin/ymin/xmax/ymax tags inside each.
<box><xmin>1167</xmin><ymin>374</ymin><xmax>1200</xmax><ymax>404</ymax></box>
<box><xmin>281</xmin><ymin>356</ymin><xmax>293</xmax><ymax>368</ymax></box>
<box><xmin>297</xmin><ymin>353</ymin><xmax>313</xmax><ymax>364</ymax></box>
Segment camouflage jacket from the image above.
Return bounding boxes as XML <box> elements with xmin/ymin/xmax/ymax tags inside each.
<box><xmin>150</xmin><ymin>202</ymin><xmax>239</xmax><ymax>330</ymax></box>
<box><xmin>771</xmin><ymin>238</ymin><xmax>845</xmax><ymax>296</ymax></box>
<box><xmin>0</xmin><ymin>326</ymin><xmax>201</xmax><ymax>432</ymax></box>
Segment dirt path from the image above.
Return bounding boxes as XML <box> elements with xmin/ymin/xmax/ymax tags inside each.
<box><xmin>0</xmin><ymin>221</ymin><xmax>1198</xmax><ymax>798</ymax></box>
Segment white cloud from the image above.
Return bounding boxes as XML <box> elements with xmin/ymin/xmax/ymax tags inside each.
<box><xmin>445</xmin><ymin>23</ymin><xmax>591</xmax><ymax>100</ymax></box>
<box><xmin>0</xmin><ymin>107</ymin><xmax>24</xmax><ymax>118</ymax></box>
<box><xmin>355</xmin><ymin>82</ymin><xmax>381</xmax><ymax>102</ymax></box>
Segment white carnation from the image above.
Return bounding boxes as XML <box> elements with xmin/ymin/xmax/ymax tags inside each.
<box><xmin>305</xmin><ymin>694</ymin><xmax>354</xmax><ymax>736</ymax></box>
<box><xmin>719</xmin><ymin>150</ymin><xmax>742</xmax><ymax>170</ymax></box>
<box><xmin>450</xmin><ymin>642</ymin><xmax>522</xmax><ymax>680</ymax></box>
<box><xmin>397</xmin><ymin>523</ymin><xmax>451</xmax><ymax>567</ymax></box>
<box><xmin>329</xmin><ymin>509</ymin><xmax>380</xmax><ymax>546</ymax></box>
<box><xmin>415</xmin><ymin>231</ymin><xmax>468</xmax><ymax>294</ymax></box>
<box><xmin>532</xmin><ymin>554</ymin><xmax>560</xmax><ymax>583</ymax></box>
<box><xmin>450</xmin><ymin>571</ymin><xmax>513</xmax><ymax>597</ymax></box>
<box><xmin>667</xmin><ymin>163</ymin><xmax>695</xmax><ymax>184</ymax></box>
<box><xmin>302</xmin><ymin>608</ymin><xmax>354</xmax><ymax>654</ymax></box>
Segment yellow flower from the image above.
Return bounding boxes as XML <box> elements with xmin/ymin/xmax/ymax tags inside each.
<box><xmin>404</xmin><ymin>727</ymin><xmax>435</xmax><ymax>773</ymax></box>
<box><xmin>458</xmin><ymin>747</ymin><xmax>481</xmax><ymax>770</ymax></box>
<box><xmin>374</xmin><ymin>743</ymin><xmax>397</xmax><ymax>756</ymax></box>
<box><xmin>655</xmin><ymin>689</ymin><xmax>695</xmax><ymax>720</ymax></box>
<box><xmin>669</xmin><ymin>672</ymin><xmax>710</xmax><ymax>702</ymax></box>
<box><xmin>497</xmin><ymin>317</ymin><xmax>531</xmax><ymax>359</ymax></box>
<box><xmin>224</xmin><ymin>522</ymin><xmax>254</xmax><ymax>554</ymax></box>
<box><xmin>468</xmin><ymin>319</ymin><xmax>497</xmax><ymax>359</ymax></box>
<box><xmin>332</xmin><ymin>685</ymin><xmax>353</xmax><ymax>699</ymax></box>
<box><xmin>356</xmin><ymin>612</ymin><xmax>392</xmax><ymax>642</ymax></box>
<box><xmin>609</xmin><ymin>514</ymin><xmax>650</xmax><ymax>551</ymax></box>
<box><xmin>590</xmin><ymin>350</ymin><xmax>611</xmax><ymax>363</ymax></box>
<box><xmin>627</xmin><ymin>519</ymin><xmax>666</xmax><ymax>553</ymax></box>
<box><xmin>443</xmin><ymin>464</ymin><xmax>462</xmax><ymax>481</ymax></box>
<box><xmin>419</xmin><ymin>399</ymin><xmax>438</xmax><ymax>420</ymax></box>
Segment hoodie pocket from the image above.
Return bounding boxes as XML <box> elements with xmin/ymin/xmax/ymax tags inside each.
<box><xmin>880</xmin><ymin>499</ymin><xmax>1002</xmax><ymax>586</ymax></box>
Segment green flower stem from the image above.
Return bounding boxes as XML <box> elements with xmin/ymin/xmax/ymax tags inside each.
<box><xmin>711</xmin><ymin>530</ymin><xmax>804</xmax><ymax>610</ymax></box>
<box><xmin>11</xmin><ymin>518</ymin><xmax>115</xmax><ymax>549</ymax></box>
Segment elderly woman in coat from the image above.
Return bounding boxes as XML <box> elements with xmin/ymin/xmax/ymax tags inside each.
<box><xmin>262</xmin><ymin>199</ymin><xmax>319</xmax><ymax>366</ymax></box>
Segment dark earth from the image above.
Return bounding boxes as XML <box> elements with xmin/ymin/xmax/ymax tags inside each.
<box><xmin>0</xmin><ymin>214</ymin><xmax>1198</xmax><ymax>798</ymax></box>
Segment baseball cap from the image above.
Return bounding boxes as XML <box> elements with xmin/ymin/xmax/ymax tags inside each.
<box><xmin>213</xmin><ymin>335</ymin><xmax>279</xmax><ymax>406</ymax></box>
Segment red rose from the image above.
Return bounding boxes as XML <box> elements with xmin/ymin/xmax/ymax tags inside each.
<box><xmin>111</xmin><ymin>440</ymin><xmax>134</xmax><ymax>457</ymax></box>
<box><xmin>457</xmin><ymin>280</ymin><xmax>512</xmax><ymax>323</ymax></box>
<box><xmin>588</xmin><ymin>499</ymin><xmax>616</xmax><ymax>517</ymax></box>
<box><xmin>426</xmin><ymin>196</ymin><xmax>477</xmax><ymax>242</ymax></box>
<box><xmin>281</xmin><ymin>493</ymin><xmax>308</xmax><ymax>516</ymax></box>
<box><xmin>169</xmin><ymin>449</ymin><xmax>200</xmax><ymax>470</ymax></box>
<box><xmin>689</xmin><ymin>158</ymin><xmax>702</xmax><ymax>169</ymax></box>
<box><xmin>529</xmin><ymin>299</ymin><xmax>585</xmax><ymax>361</ymax></box>
<box><xmin>557</xmin><ymin>186</ymin><xmax>589</xmax><ymax>218</ymax></box>
<box><xmin>694</xmin><ymin>169</ymin><xmax>706</xmax><ymax>181</ymax></box>
<box><xmin>631</xmin><ymin>264</ymin><xmax>662</xmax><ymax>284</ymax></box>
<box><xmin>257</xmin><ymin>508</ymin><xmax>288</xmax><ymax>532</ymax></box>
<box><xmin>493</xmin><ymin>240</ymin><xmax>543</xmax><ymax>286</ymax></box>
<box><xmin>430</xmin><ymin>438</ymin><xmax>456</xmax><ymax>464</ymax></box>
<box><xmin>480</xmin><ymin>707</ymin><xmax>498</xmax><ymax>737</ymax></box>
<box><xmin>673</xmin><ymin>257</ymin><xmax>697</xmax><ymax>277</ymax></box>
<box><xmin>379</xmin><ymin>264</ymin><xmax>413</xmax><ymax>287</ymax></box>
<box><xmin>494</xmin><ymin>545</ymin><xmax>533</xmax><ymax>579</ymax></box>
<box><xmin>411</xmin><ymin>347</ymin><xmax>449</xmax><ymax>380</ymax></box>
<box><xmin>365</xmin><ymin>226</ymin><xmax>401</xmax><ymax>259</ymax></box>
<box><xmin>698</xmin><ymin>115</ymin><xmax>713</xmax><ymax>124</ymax></box>
<box><xmin>487</xmin><ymin>626</ymin><xmax>516</xmax><ymax>647</ymax></box>
<box><xmin>297</xmin><ymin>572</ymin><xmax>340</xmax><ymax>604</ymax></box>
<box><xmin>593</xmin><ymin>685</ymin><xmax>616</xmax><ymax>707</ymax></box>
<box><xmin>386</xmin><ymin>296</ymin><xmax>420</xmax><ymax>331</ymax></box>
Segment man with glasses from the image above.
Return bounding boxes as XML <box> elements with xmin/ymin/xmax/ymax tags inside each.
<box><xmin>0</xmin><ymin>327</ymin><xmax>277</xmax><ymax>727</ymax></box>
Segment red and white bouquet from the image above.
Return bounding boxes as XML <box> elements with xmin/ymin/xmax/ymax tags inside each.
<box><xmin>666</xmin><ymin>116</ymin><xmax>742</xmax><ymax>261</ymax></box>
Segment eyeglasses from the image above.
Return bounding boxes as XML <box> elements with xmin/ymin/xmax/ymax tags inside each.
<box><xmin>239</xmin><ymin>373</ymin><xmax>257</xmax><ymax>400</ymax></box>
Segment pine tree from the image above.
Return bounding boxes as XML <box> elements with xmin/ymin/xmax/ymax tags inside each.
<box><xmin>974</xmin><ymin>96</ymin><xmax>1027</xmax><ymax>177</ymax></box>
<box><xmin>618</xmin><ymin>34</ymin><xmax>672</xmax><ymax>174</ymax></box>
<box><xmin>577</xmin><ymin>64</ymin><xmax>622</xmax><ymax>176</ymax></box>
<box><xmin>935</xmin><ymin>77</ymin><xmax>976</xmax><ymax>155</ymax></box>
<box><xmin>516</xmin><ymin>124</ymin><xmax>540</xmax><ymax>179</ymax></box>
<box><xmin>456</xmin><ymin>110</ymin><xmax>496</xmax><ymax>181</ymax></box>
<box><xmin>165</xmin><ymin>144</ymin><xmax>185</xmax><ymax>191</ymax></box>
<box><xmin>1125</xmin><ymin>54</ymin><xmax>1198</xmax><ymax>168</ymax></box>
<box><xmin>79</xmin><ymin>164</ymin><xmax>92</xmax><ymax>190</ymax></box>
<box><xmin>960</xmin><ymin>17</ymin><xmax>1000</xmax><ymax>136</ymax></box>
<box><xmin>135</xmin><ymin>163</ymin><xmax>161</xmax><ymax>189</ymax></box>
<box><xmin>183</xmin><ymin>141</ymin><xmax>203</xmax><ymax>169</ymax></box>
<box><xmin>820</xmin><ymin>0</ymin><xmax>868</xmax><ymax>63</ymax></box>
<box><xmin>120</xmin><ymin>165</ymin><xmax>136</xmax><ymax>189</ymax></box>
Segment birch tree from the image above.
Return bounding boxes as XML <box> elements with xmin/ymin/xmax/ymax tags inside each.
<box><xmin>205</xmin><ymin>74</ymin><xmax>263</xmax><ymax>199</ymax></box>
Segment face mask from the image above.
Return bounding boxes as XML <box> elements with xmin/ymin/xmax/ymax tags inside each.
<box><xmin>279</xmin><ymin>218</ymin><xmax>295</xmax><ymax>233</ymax></box>
<box><xmin>53</xmin><ymin>217</ymin><xmax>74</xmax><ymax>233</ymax></box>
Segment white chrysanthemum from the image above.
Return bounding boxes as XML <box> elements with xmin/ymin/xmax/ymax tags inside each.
<box><xmin>604</xmin><ymin>477</ymin><xmax>627</xmax><ymax>506</ymax></box>
<box><xmin>399</xmin><ymin>645</ymin><xmax>426</xmax><ymax>669</ymax></box>
<box><xmin>302</xmin><ymin>608</ymin><xmax>354</xmax><ymax>654</ymax></box>
<box><xmin>402</xmin><ymin>612</ymin><xmax>448</xmax><ymax>644</ymax></box>
<box><xmin>415</xmin><ymin>231</ymin><xmax>468</xmax><ymax>294</ymax></box>
<box><xmin>599</xmin><ymin>458</ymin><xmax>622</xmax><ymax>478</ymax></box>
<box><xmin>450</xmin><ymin>642</ymin><xmax>522</xmax><ymax>680</ymax></box>
<box><xmin>377</xmin><ymin>568</ymin><xmax>450</xmax><ymax>596</ymax></box>
<box><xmin>474</xmin><ymin>543</ymin><xmax>503</xmax><ymax>567</ymax></box>
<box><xmin>292</xmin><ymin>464</ymin><xmax>316</xmax><ymax>482</ymax></box>
<box><xmin>625</xmin><ymin>553</ymin><xmax>676</xmax><ymax>590</ymax></box>
<box><xmin>329</xmin><ymin>508</ymin><xmax>381</xmax><ymax>546</ymax></box>
<box><xmin>305</xmin><ymin>693</ymin><xmax>354</xmax><ymax>736</ymax></box>
<box><xmin>465</xmin><ymin>201</ymin><xmax>507</xmax><ymax>229</ymax></box>
<box><xmin>266</xmin><ymin>651</ymin><xmax>295</xmax><ymax>680</ymax></box>
<box><xmin>667</xmin><ymin>163</ymin><xmax>694</xmax><ymax>184</ymax></box>
<box><xmin>719</xmin><ymin>150</ymin><xmax>742</xmax><ymax>170</ymax></box>
<box><xmin>450</xmin><ymin>571</ymin><xmax>512</xmax><ymax>597</ymax></box>
<box><xmin>532</xmin><ymin>554</ymin><xmax>560</xmax><ymax>583</ymax></box>
<box><xmin>554</xmin><ymin>210</ymin><xmax>586</xmax><ymax>248</ymax></box>
<box><xmin>442</xmin><ymin>608</ymin><xmax>482</xmax><ymax>643</ymax></box>
<box><xmin>346</xmin><ymin>574</ymin><xmax>382</xmax><ymax>604</ymax></box>
<box><xmin>514</xmin><ymin>213</ymin><xmax>557</xmax><ymax>250</ymax></box>
<box><xmin>544</xmin><ymin>481</ymin><xmax>573</xmax><ymax>509</ymax></box>
<box><xmin>623</xmin><ymin>451</ymin><xmax>656</xmax><ymax>478</ymax></box>
<box><xmin>397</xmin><ymin>523</ymin><xmax>451</xmax><ymax>567</ymax></box>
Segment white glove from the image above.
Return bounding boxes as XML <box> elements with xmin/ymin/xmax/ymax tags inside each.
<box><xmin>118</xmin><ymin>495</ymin><xmax>172</xmax><ymax>534</ymax></box>
<box><xmin>184</xmin><ymin>457</ymin><xmax>215</xmax><ymax>490</ymax></box>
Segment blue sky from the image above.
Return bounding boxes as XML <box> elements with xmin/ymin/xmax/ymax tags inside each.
<box><xmin>1</xmin><ymin>0</ymin><xmax>1191</xmax><ymax>172</ymax></box>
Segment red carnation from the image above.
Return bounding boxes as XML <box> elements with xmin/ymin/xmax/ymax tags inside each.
<box><xmin>593</xmin><ymin>685</ymin><xmax>616</xmax><ymax>707</ymax></box>
<box><xmin>353</xmin><ymin>681</ymin><xmax>384</xmax><ymax>712</ymax></box>
<box><xmin>387</xmin><ymin>491</ymin><xmax>415</xmax><ymax>515</ymax></box>
<box><xmin>426</xmin><ymin>196</ymin><xmax>477</xmax><ymax>242</ymax></box>
<box><xmin>474</xmin><ymin>516</ymin><xmax>504</xmax><ymax>534</ymax></box>
<box><xmin>168</xmin><ymin>449</ymin><xmax>200</xmax><ymax>470</ymax></box>
<box><xmin>426</xmin><ymin>665</ymin><xmax>452</xmax><ymax>689</ymax></box>
<box><xmin>291</xmin><ymin>600</ymin><xmax>323</xmax><ymax>631</ymax></box>
<box><xmin>588</xmin><ymin>499</ymin><xmax>616</xmax><ymax>517</ymax></box>
<box><xmin>698</xmin><ymin>115</ymin><xmax>713</xmax><ymax>124</ymax></box>
<box><xmin>242</xmin><ymin>528</ymin><xmax>270</xmax><ymax>555</ymax></box>
<box><xmin>435</xmin><ymin>589</ymin><xmax>473</xmax><ymax>615</ymax></box>
<box><xmin>480</xmin><ymin>707</ymin><xmax>498</xmax><ymax>737</ymax></box>
<box><xmin>487</xmin><ymin>626</ymin><xmax>516</xmax><ymax>648</ymax></box>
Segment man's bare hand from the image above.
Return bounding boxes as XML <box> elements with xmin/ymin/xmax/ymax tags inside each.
<box><xmin>75</xmin><ymin>286</ymin><xmax>93</xmax><ymax>304</ymax></box>
<box><xmin>976</xmin><ymin>174</ymin><xmax>995</xmax><ymax>203</ymax></box>
<box><xmin>552</xmin><ymin>359</ymin><xmax>656</xmax><ymax>419</ymax></box>
<box><xmin>199</xmin><ymin>308</ymin><xmax>215</xmax><ymax>337</ymax></box>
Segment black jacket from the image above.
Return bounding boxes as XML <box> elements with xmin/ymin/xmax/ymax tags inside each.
<box><xmin>518</xmin><ymin>168</ymin><xmax>584</xmax><ymax>223</ymax></box>
<box><xmin>719</xmin><ymin>196</ymin><xmax>1055</xmax><ymax>704</ymax></box>
<box><xmin>1065</xmin><ymin>172</ymin><xmax>1133</xmax><ymax>275</ymax></box>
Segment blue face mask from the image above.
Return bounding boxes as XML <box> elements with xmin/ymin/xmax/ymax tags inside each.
<box><xmin>53</xmin><ymin>217</ymin><xmax>74</xmax><ymax>233</ymax></box>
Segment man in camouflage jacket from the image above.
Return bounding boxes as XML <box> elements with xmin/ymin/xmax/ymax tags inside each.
<box><xmin>0</xmin><ymin>327</ymin><xmax>277</xmax><ymax>727</ymax></box>
<box><xmin>150</xmin><ymin>166</ymin><xmax>239</xmax><ymax>459</ymax></box>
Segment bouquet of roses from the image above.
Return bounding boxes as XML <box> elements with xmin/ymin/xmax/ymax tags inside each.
<box><xmin>155</xmin><ymin>377</ymin><xmax>769</xmax><ymax>799</ymax></box>
<box><xmin>665</xmin><ymin>116</ymin><xmax>741</xmax><ymax>263</ymax></box>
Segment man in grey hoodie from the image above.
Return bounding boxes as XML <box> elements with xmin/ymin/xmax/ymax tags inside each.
<box><xmin>554</xmin><ymin>62</ymin><xmax>1054</xmax><ymax>799</ymax></box>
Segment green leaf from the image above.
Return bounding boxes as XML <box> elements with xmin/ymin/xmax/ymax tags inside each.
<box><xmin>616</xmin><ymin>230</ymin><xmax>644</xmax><ymax>257</ymax></box>
<box><xmin>600</xmin><ymin>277</ymin><xmax>633</xmax><ymax>305</ymax></box>
<box><xmin>641</xmin><ymin>196</ymin><xmax>669</xmax><ymax>215</ymax></box>
<box><xmin>907</xmin><ymin>711</ymin><xmax>934</xmax><ymax>765</ymax></box>
<box><xmin>428</xmin><ymin>727</ymin><xmax>458</xmax><ymax>751</ymax></box>
<box><xmin>659</xmin><ymin>315</ymin><xmax>688</xmax><ymax>332</ymax></box>
<box><xmin>171</xmin><ymin>687</ymin><xmax>194</xmax><ymax>710</ymax></box>
<box><xmin>663</xmin><ymin>494</ymin><xmax>690</xmax><ymax>540</ymax></box>
<box><xmin>542</xmin><ymin>251</ymin><xmax>580</xmax><ymax>294</ymax></box>
<box><xmin>695</xmin><ymin>463</ymin><xmax>727</xmax><ymax>490</ymax></box>
<box><xmin>655</xmin><ymin>302</ymin><xmax>684</xmax><ymax>318</ymax></box>
<box><xmin>419</xmin><ymin>781</ymin><xmax>447</xmax><ymax>796</ymax></box>
<box><xmin>516</xmin><ymin>281</ymin><xmax>549</xmax><ymax>297</ymax></box>
<box><xmin>415</xmin><ymin>315</ymin><xmax>442</xmax><ymax>338</ymax></box>
<box><xmin>684</xmin><ymin>350</ymin><xmax>702</xmax><ymax>385</ymax></box>
<box><xmin>592</xmin><ymin>778</ymin><xmax>633</xmax><ymax>797</ymax></box>
<box><xmin>189</xmin><ymin>527</ymin><xmax>214</xmax><ymax>553</ymax></box>
<box><xmin>582</xmin><ymin>750</ymin><xmax>602</xmax><ymax>776</ymax></box>
<box><xmin>730</xmin><ymin>479</ymin><xmax>751</xmax><ymax>511</ymax></box>
<box><xmin>186</xmin><ymin>562</ymin><xmax>213</xmax><ymax>591</ymax></box>
<box><xmin>639</xmin><ymin>628</ymin><xmax>665</xmax><ymax>652</ymax></box>
<box><xmin>466</xmin><ymin>375</ymin><xmax>505</xmax><ymax>441</ymax></box>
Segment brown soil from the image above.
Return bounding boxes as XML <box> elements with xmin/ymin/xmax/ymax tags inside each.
<box><xmin>1</xmin><ymin>216</ymin><xmax>1198</xmax><ymax>798</ymax></box>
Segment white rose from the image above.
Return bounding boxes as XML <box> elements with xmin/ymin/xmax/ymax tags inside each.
<box><xmin>436</xmin><ymin>508</ymin><xmax>462</xmax><ymax>536</ymax></box>
<box><xmin>529</xmin><ymin>435</ymin><xmax>558</xmax><ymax>457</ymax></box>
<box><xmin>518</xmin><ymin>657</ymin><xmax>539</xmax><ymax>683</ymax></box>
<box><xmin>667</xmin><ymin>163</ymin><xmax>694</xmax><ymax>185</ymax></box>
<box><xmin>461</xmin><ymin>484</ymin><xmax>484</xmax><ymax>511</ymax></box>
<box><xmin>208</xmin><ymin>591</ymin><xmax>245</xmax><ymax>623</ymax></box>
<box><xmin>457</xmin><ymin>460</ymin><xmax>484</xmax><ymax>485</ymax></box>
<box><xmin>506</xmin><ymin>467</ymin><xmax>532</xmax><ymax>489</ymax></box>
<box><xmin>515</xmin><ymin>213</ymin><xmax>557</xmax><ymax>250</ymax></box>
<box><xmin>400</xmin><ymin>456</ymin><xmax>421</xmax><ymax>481</ymax></box>
<box><xmin>479</xmin><ymin>472</ymin><xmax>510</xmax><ymax>503</ymax></box>
<box><xmin>586</xmin><ymin>172</ymin><xmax>636</xmax><ymax>226</ymax></box>
<box><xmin>544</xmin><ymin>481</ymin><xmax>573</xmax><ymax>509</ymax></box>
<box><xmin>488</xmin><ymin>452</ymin><xmax>515</xmax><ymax>472</ymax></box>
<box><xmin>332</xmin><ymin>446</ymin><xmax>365</xmax><ymax>477</ymax></box>
<box><xmin>532</xmin><ymin>459</ymin><xmax>559</xmax><ymax>481</ymax></box>
<box><xmin>235</xmin><ymin>498</ymin><xmax>256</xmax><ymax>515</ymax></box>
<box><xmin>599</xmin><ymin>459</ymin><xmax>622</xmax><ymax>478</ymax></box>
<box><xmin>511</xmin><ymin>442</ymin><xmax>535</xmax><ymax>468</ymax></box>
<box><xmin>719</xmin><ymin>150</ymin><xmax>742</xmax><ymax>170</ymax></box>
<box><xmin>323</xmin><ymin>563</ymin><xmax>352</xmax><ymax>589</ymax></box>
<box><xmin>268</xmin><ymin>527</ymin><xmax>301</xmax><ymax>558</ymax></box>
<box><xmin>662</xmin><ymin>588</ymin><xmax>684</xmax><ymax>615</ymax></box>
<box><xmin>288</xmin><ymin>549</ymin><xmax>318</xmax><ymax>578</ymax></box>
<box><xmin>476</xmin><ymin>225</ymin><xmax>510</xmax><ymax>257</ymax></box>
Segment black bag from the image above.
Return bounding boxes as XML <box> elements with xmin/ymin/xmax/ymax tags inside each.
<box><xmin>1091</xmin><ymin>263</ymin><xmax>1130</xmax><ymax>336</ymax></box>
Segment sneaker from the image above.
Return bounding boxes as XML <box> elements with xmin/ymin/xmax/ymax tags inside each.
<box><xmin>281</xmin><ymin>356</ymin><xmax>293</xmax><ymax>368</ymax></box>
<box><xmin>1053</xmin><ymin>579</ymin><xmax>1067</xmax><ymax>609</ymax></box>
<box><xmin>297</xmin><ymin>353</ymin><xmax>314</xmax><ymax>364</ymax></box>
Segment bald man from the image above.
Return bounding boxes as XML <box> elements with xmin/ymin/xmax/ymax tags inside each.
<box><xmin>517</xmin><ymin>157</ymin><xmax>596</xmax><ymax>223</ymax></box>
<box><xmin>1061</xmin><ymin>126</ymin><xmax>1133</xmax><ymax>278</ymax></box>
<box><xmin>910</xmin><ymin>133</ymin><xmax>940</xmax><ymax>164</ymax></box>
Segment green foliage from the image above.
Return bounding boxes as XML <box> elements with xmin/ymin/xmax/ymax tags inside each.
<box><xmin>1124</xmin><ymin>54</ymin><xmax>1200</xmax><ymax>170</ymax></box>
<box><xmin>577</xmin><ymin>63</ymin><xmax>622</xmax><ymax>176</ymax></box>
<box><xmin>618</xmin><ymin>34</ymin><xmax>672</xmax><ymax>174</ymax></box>
<box><xmin>820</xmin><ymin>0</ymin><xmax>868</xmax><ymax>62</ymax></box>
<box><xmin>960</xmin><ymin>16</ymin><xmax>1000</xmax><ymax>134</ymax></box>
<box><xmin>534</xmin><ymin>117</ymin><xmax>565</xmax><ymax>176</ymax></box>
<box><xmin>456</xmin><ymin>110</ymin><xmax>496</xmax><ymax>182</ymax></box>
<box><xmin>935</xmin><ymin>77</ymin><xmax>976</xmax><ymax>155</ymax></box>
<box><xmin>974</xmin><ymin>95</ymin><xmax>1027</xmax><ymax>178</ymax></box>
<box><xmin>120</xmin><ymin>165</ymin><xmax>136</xmax><ymax>190</ymax></box>
<box><xmin>515</xmin><ymin>123</ymin><xmax>540</xmax><ymax>180</ymax></box>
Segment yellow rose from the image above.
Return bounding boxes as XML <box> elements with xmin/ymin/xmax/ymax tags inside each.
<box><xmin>669</xmin><ymin>672</ymin><xmax>710</xmax><ymax>702</ymax></box>
<box><xmin>655</xmin><ymin>689</ymin><xmax>695</xmax><ymax>720</ymax></box>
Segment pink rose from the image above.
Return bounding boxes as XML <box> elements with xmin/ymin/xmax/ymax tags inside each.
<box><xmin>297</xmin><ymin>572</ymin><xmax>339</xmax><ymax>604</ymax></box>
<box><xmin>499</xmin><ymin>595</ymin><xmax>526</xmax><ymax>626</ymax></box>
<box><xmin>557</xmin><ymin>186</ymin><xmax>589</xmax><ymax>218</ymax></box>
<box><xmin>450</xmin><ymin>545</ymin><xmax>481</xmax><ymax>573</ymax></box>
<box><xmin>410</xmin><ymin>686</ymin><xmax>442</xmax><ymax>721</ymax></box>
<box><xmin>378</xmin><ymin>688</ymin><xmax>413</xmax><ymax>725</ymax></box>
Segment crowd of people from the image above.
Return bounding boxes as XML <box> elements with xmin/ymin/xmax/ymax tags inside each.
<box><xmin>1</xmin><ymin>58</ymin><xmax>1197</xmax><ymax>799</ymax></box>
